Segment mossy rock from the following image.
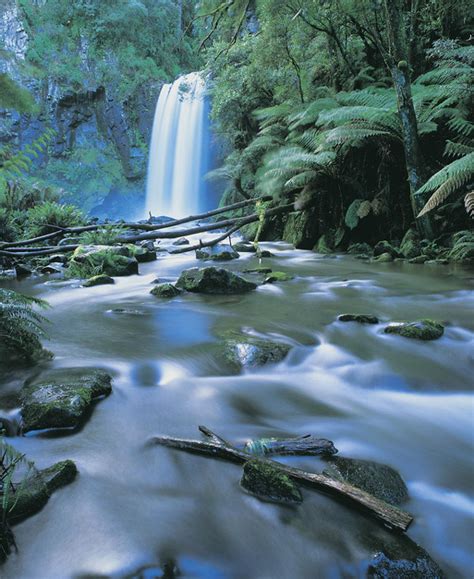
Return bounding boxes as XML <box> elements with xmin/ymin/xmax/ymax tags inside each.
<box><xmin>373</xmin><ymin>252</ymin><xmax>394</xmax><ymax>263</ymax></box>
<box><xmin>400</xmin><ymin>228</ymin><xmax>422</xmax><ymax>259</ymax></box>
<box><xmin>374</xmin><ymin>241</ymin><xmax>400</xmax><ymax>258</ymax></box>
<box><xmin>338</xmin><ymin>313</ymin><xmax>379</xmax><ymax>324</ymax></box>
<box><xmin>6</xmin><ymin>460</ymin><xmax>78</xmax><ymax>523</ymax></box>
<box><xmin>263</xmin><ymin>271</ymin><xmax>294</xmax><ymax>283</ymax></box>
<box><xmin>384</xmin><ymin>319</ymin><xmax>444</xmax><ymax>341</ymax></box>
<box><xmin>82</xmin><ymin>274</ymin><xmax>115</xmax><ymax>287</ymax></box>
<box><xmin>69</xmin><ymin>245</ymin><xmax>138</xmax><ymax>277</ymax></box>
<box><xmin>240</xmin><ymin>459</ymin><xmax>302</xmax><ymax>505</ymax></box>
<box><xmin>233</xmin><ymin>241</ymin><xmax>256</xmax><ymax>253</ymax></box>
<box><xmin>347</xmin><ymin>242</ymin><xmax>373</xmax><ymax>256</ymax></box>
<box><xmin>21</xmin><ymin>368</ymin><xmax>112</xmax><ymax>432</ymax></box>
<box><xmin>282</xmin><ymin>209</ymin><xmax>319</xmax><ymax>249</ymax></box>
<box><xmin>408</xmin><ymin>255</ymin><xmax>429</xmax><ymax>264</ymax></box>
<box><xmin>314</xmin><ymin>232</ymin><xmax>334</xmax><ymax>254</ymax></box>
<box><xmin>195</xmin><ymin>244</ymin><xmax>239</xmax><ymax>261</ymax></box>
<box><xmin>243</xmin><ymin>266</ymin><xmax>272</xmax><ymax>274</ymax></box>
<box><xmin>256</xmin><ymin>249</ymin><xmax>274</xmax><ymax>258</ymax></box>
<box><xmin>323</xmin><ymin>456</ymin><xmax>408</xmax><ymax>506</ymax></box>
<box><xmin>176</xmin><ymin>267</ymin><xmax>257</xmax><ymax>294</ymax></box>
<box><xmin>221</xmin><ymin>330</ymin><xmax>291</xmax><ymax>370</ymax></box>
<box><xmin>150</xmin><ymin>283</ymin><xmax>181</xmax><ymax>298</ymax></box>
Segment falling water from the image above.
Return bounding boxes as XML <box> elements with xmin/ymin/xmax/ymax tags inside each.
<box><xmin>145</xmin><ymin>72</ymin><xmax>209</xmax><ymax>218</ymax></box>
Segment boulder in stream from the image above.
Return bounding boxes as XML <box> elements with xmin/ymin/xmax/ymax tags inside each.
<box><xmin>338</xmin><ymin>314</ymin><xmax>379</xmax><ymax>324</ymax></box>
<box><xmin>263</xmin><ymin>271</ymin><xmax>294</xmax><ymax>283</ymax></box>
<box><xmin>240</xmin><ymin>459</ymin><xmax>303</xmax><ymax>505</ymax></box>
<box><xmin>195</xmin><ymin>244</ymin><xmax>239</xmax><ymax>261</ymax></box>
<box><xmin>323</xmin><ymin>456</ymin><xmax>408</xmax><ymax>506</ymax></box>
<box><xmin>176</xmin><ymin>267</ymin><xmax>257</xmax><ymax>294</ymax></box>
<box><xmin>150</xmin><ymin>283</ymin><xmax>181</xmax><ymax>298</ymax></box>
<box><xmin>222</xmin><ymin>331</ymin><xmax>292</xmax><ymax>370</ymax></box>
<box><xmin>21</xmin><ymin>368</ymin><xmax>112</xmax><ymax>432</ymax></box>
<box><xmin>243</xmin><ymin>266</ymin><xmax>272</xmax><ymax>274</ymax></box>
<box><xmin>400</xmin><ymin>228</ymin><xmax>422</xmax><ymax>259</ymax></box>
<box><xmin>172</xmin><ymin>237</ymin><xmax>190</xmax><ymax>246</ymax></box>
<box><xmin>373</xmin><ymin>241</ymin><xmax>401</xmax><ymax>258</ymax></box>
<box><xmin>233</xmin><ymin>241</ymin><xmax>256</xmax><ymax>253</ymax></box>
<box><xmin>70</xmin><ymin>245</ymin><xmax>139</xmax><ymax>277</ymax></box>
<box><xmin>384</xmin><ymin>319</ymin><xmax>444</xmax><ymax>341</ymax></box>
<box><xmin>82</xmin><ymin>274</ymin><xmax>115</xmax><ymax>287</ymax></box>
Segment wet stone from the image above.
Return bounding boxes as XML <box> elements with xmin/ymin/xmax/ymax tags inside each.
<box><xmin>240</xmin><ymin>459</ymin><xmax>303</xmax><ymax>505</ymax></box>
<box><xmin>338</xmin><ymin>314</ymin><xmax>379</xmax><ymax>324</ymax></box>
<box><xmin>384</xmin><ymin>319</ymin><xmax>444</xmax><ymax>341</ymax></box>
<box><xmin>82</xmin><ymin>274</ymin><xmax>115</xmax><ymax>287</ymax></box>
<box><xmin>263</xmin><ymin>271</ymin><xmax>294</xmax><ymax>283</ymax></box>
<box><xmin>222</xmin><ymin>331</ymin><xmax>292</xmax><ymax>370</ymax></box>
<box><xmin>233</xmin><ymin>241</ymin><xmax>256</xmax><ymax>253</ymax></box>
<box><xmin>195</xmin><ymin>244</ymin><xmax>239</xmax><ymax>261</ymax></box>
<box><xmin>150</xmin><ymin>283</ymin><xmax>181</xmax><ymax>298</ymax></box>
<box><xmin>176</xmin><ymin>267</ymin><xmax>257</xmax><ymax>294</ymax></box>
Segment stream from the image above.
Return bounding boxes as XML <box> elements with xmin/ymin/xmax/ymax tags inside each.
<box><xmin>1</xmin><ymin>243</ymin><xmax>473</xmax><ymax>578</ymax></box>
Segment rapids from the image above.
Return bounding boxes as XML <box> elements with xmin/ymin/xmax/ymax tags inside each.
<box><xmin>1</xmin><ymin>244</ymin><xmax>473</xmax><ymax>578</ymax></box>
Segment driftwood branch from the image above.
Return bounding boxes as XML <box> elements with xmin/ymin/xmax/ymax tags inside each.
<box><xmin>148</xmin><ymin>427</ymin><xmax>413</xmax><ymax>533</ymax></box>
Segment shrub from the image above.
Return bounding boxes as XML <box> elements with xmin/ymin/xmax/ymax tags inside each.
<box><xmin>25</xmin><ymin>201</ymin><xmax>85</xmax><ymax>237</ymax></box>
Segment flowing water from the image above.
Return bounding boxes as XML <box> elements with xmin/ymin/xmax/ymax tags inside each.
<box><xmin>145</xmin><ymin>73</ymin><xmax>210</xmax><ymax>219</ymax></box>
<box><xmin>1</xmin><ymin>244</ymin><xmax>473</xmax><ymax>578</ymax></box>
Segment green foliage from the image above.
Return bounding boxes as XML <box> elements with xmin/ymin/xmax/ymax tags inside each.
<box><xmin>78</xmin><ymin>227</ymin><xmax>125</xmax><ymax>245</ymax></box>
<box><xmin>0</xmin><ymin>289</ymin><xmax>49</xmax><ymax>363</ymax></box>
<box><xmin>0</xmin><ymin>73</ymin><xmax>36</xmax><ymax>113</ymax></box>
<box><xmin>25</xmin><ymin>201</ymin><xmax>85</xmax><ymax>237</ymax></box>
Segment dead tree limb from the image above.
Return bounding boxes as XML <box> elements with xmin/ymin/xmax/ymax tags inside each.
<box><xmin>148</xmin><ymin>426</ymin><xmax>413</xmax><ymax>532</ymax></box>
<box><xmin>168</xmin><ymin>223</ymin><xmax>244</xmax><ymax>254</ymax></box>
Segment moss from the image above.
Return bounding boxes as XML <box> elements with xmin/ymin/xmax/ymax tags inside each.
<box><xmin>82</xmin><ymin>274</ymin><xmax>115</xmax><ymax>287</ymax></box>
<box><xmin>338</xmin><ymin>313</ymin><xmax>379</xmax><ymax>324</ymax></box>
<box><xmin>67</xmin><ymin>245</ymin><xmax>139</xmax><ymax>278</ymax></box>
<box><xmin>282</xmin><ymin>209</ymin><xmax>318</xmax><ymax>249</ymax></box>
<box><xmin>373</xmin><ymin>252</ymin><xmax>394</xmax><ymax>263</ymax></box>
<box><xmin>263</xmin><ymin>271</ymin><xmax>294</xmax><ymax>283</ymax></box>
<box><xmin>176</xmin><ymin>267</ymin><xmax>257</xmax><ymax>294</ymax></box>
<box><xmin>150</xmin><ymin>283</ymin><xmax>181</xmax><ymax>298</ymax></box>
<box><xmin>374</xmin><ymin>241</ymin><xmax>400</xmax><ymax>258</ymax></box>
<box><xmin>384</xmin><ymin>319</ymin><xmax>444</xmax><ymax>341</ymax></box>
<box><xmin>400</xmin><ymin>228</ymin><xmax>422</xmax><ymax>258</ymax></box>
<box><xmin>240</xmin><ymin>459</ymin><xmax>303</xmax><ymax>505</ymax></box>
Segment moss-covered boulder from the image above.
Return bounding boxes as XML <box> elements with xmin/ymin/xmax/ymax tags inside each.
<box><xmin>233</xmin><ymin>241</ymin><xmax>256</xmax><ymax>253</ymax></box>
<box><xmin>176</xmin><ymin>267</ymin><xmax>257</xmax><ymax>294</ymax></box>
<box><xmin>347</xmin><ymin>242</ymin><xmax>373</xmax><ymax>256</ymax></box>
<box><xmin>6</xmin><ymin>460</ymin><xmax>78</xmax><ymax>523</ymax></box>
<box><xmin>373</xmin><ymin>252</ymin><xmax>394</xmax><ymax>263</ymax></box>
<box><xmin>69</xmin><ymin>245</ymin><xmax>139</xmax><ymax>277</ymax></box>
<box><xmin>256</xmin><ymin>249</ymin><xmax>274</xmax><ymax>258</ymax></box>
<box><xmin>323</xmin><ymin>456</ymin><xmax>408</xmax><ymax>506</ymax></box>
<box><xmin>240</xmin><ymin>459</ymin><xmax>303</xmax><ymax>505</ymax></box>
<box><xmin>221</xmin><ymin>331</ymin><xmax>291</xmax><ymax>370</ymax></box>
<box><xmin>82</xmin><ymin>274</ymin><xmax>115</xmax><ymax>287</ymax></box>
<box><xmin>195</xmin><ymin>244</ymin><xmax>239</xmax><ymax>261</ymax></box>
<box><xmin>409</xmin><ymin>255</ymin><xmax>430</xmax><ymax>264</ymax></box>
<box><xmin>374</xmin><ymin>241</ymin><xmax>400</xmax><ymax>258</ymax></box>
<box><xmin>384</xmin><ymin>319</ymin><xmax>444</xmax><ymax>341</ymax></box>
<box><xmin>21</xmin><ymin>368</ymin><xmax>112</xmax><ymax>432</ymax></box>
<box><xmin>338</xmin><ymin>314</ymin><xmax>379</xmax><ymax>324</ymax></box>
<box><xmin>150</xmin><ymin>283</ymin><xmax>181</xmax><ymax>298</ymax></box>
<box><xmin>263</xmin><ymin>271</ymin><xmax>294</xmax><ymax>283</ymax></box>
<box><xmin>282</xmin><ymin>209</ymin><xmax>319</xmax><ymax>249</ymax></box>
<box><xmin>400</xmin><ymin>228</ymin><xmax>422</xmax><ymax>258</ymax></box>
<box><xmin>313</xmin><ymin>228</ymin><xmax>345</xmax><ymax>254</ymax></box>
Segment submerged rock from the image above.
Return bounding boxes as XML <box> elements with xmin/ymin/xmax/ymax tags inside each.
<box><xmin>176</xmin><ymin>267</ymin><xmax>257</xmax><ymax>294</ymax></box>
<box><xmin>323</xmin><ymin>456</ymin><xmax>408</xmax><ymax>506</ymax></box>
<box><xmin>338</xmin><ymin>314</ymin><xmax>379</xmax><ymax>324</ymax></box>
<box><xmin>6</xmin><ymin>460</ymin><xmax>78</xmax><ymax>523</ymax></box>
<box><xmin>263</xmin><ymin>271</ymin><xmax>294</xmax><ymax>283</ymax></box>
<box><xmin>233</xmin><ymin>241</ymin><xmax>256</xmax><ymax>253</ymax></box>
<box><xmin>256</xmin><ymin>249</ymin><xmax>274</xmax><ymax>258</ymax></box>
<box><xmin>150</xmin><ymin>283</ymin><xmax>181</xmax><ymax>298</ymax></box>
<box><xmin>222</xmin><ymin>331</ymin><xmax>291</xmax><ymax>370</ymax></box>
<box><xmin>243</xmin><ymin>266</ymin><xmax>272</xmax><ymax>274</ymax></box>
<box><xmin>82</xmin><ymin>274</ymin><xmax>115</xmax><ymax>287</ymax></box>
<box><xmin>240</xmin><ymin>459</ymin><xmax>303</xmax><ymax>505</ymax></box>
<box><xmin>384</xmin><ymin>319</ymin><xmax>444</xmax><ymax>341</ymax></box>
<box><xmin>195</xmin><ymin>244</ymin><xmax>239</xmax><ymax>261</ymax></box>
<box><xmin>21</xmin><ymin>368</ymin><xmax>112</xmax><ymax>432</ymax></box>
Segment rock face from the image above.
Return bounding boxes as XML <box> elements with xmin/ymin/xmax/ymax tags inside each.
<box><xmin>150</xmin><ymin>283</ymin><xmax>181</xmax><ymax>298</ymax></box>
<box><xmin>384</xmin><ymin>320</ymin><xmax>444</xmax><ymax>341</ymax></box>
<box><xmin>222</xmin><ymin>331</ymin><xmax>292</xmax><ymax>370</ymax></box>
<box><xmin>176</xmin><ymin>267</ymin><xmax>257</xmax><ymax>294</ymax></box>
<box><xmin>282</xmin><ymin>209</ymin><xmax>319</xmax><ymax>249</ymax></box>
<box><xmin>338</xmin><ymin>314</ymin><xmax>379</xmax><ymax>324</ymax></box>
<box><xmin>240</xmin><ymin>459</ymin><xmax>303</xmax><ymax>505</ymax></box>
<box><xmin>21</xmin><ymin>368</ymin><xmax>112</xmax><ymax>432</ymax></box>
<box><xmin>6</xmin><ymin>460</ymin><xmax>78</xmax><ymax>523</ymax></box>
<box><xmin>323</xmin><ymin>456</ymin><xmax>408</xmax><ymax>506</ymax></box>
<box><xmin>195</xmin><ymin>245</ymin><xmax>239</xmax><ymax>261</ymax></box>
<box><xmin>82</xmin><ymin>274</ymin><xmax>115</xmax><ymax>287</ymax></box>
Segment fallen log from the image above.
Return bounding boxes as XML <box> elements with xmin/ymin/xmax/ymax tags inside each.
<box><xmin>148</xmin><ymin>426</ymin><xmax>413</xmax><ymax>532</ymax></box>
<box><xmin>0</xmin><ymin>196</ymin><xmax>272</xmax><ymax>250</ymax></box>
<box><xmin>0</xmin><ymin>203</ymin><xmax>294</xmax><ymax>258</ymax></box>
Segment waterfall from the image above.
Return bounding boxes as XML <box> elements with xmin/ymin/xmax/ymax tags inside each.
<box><xmin>145</xmin><ymin>72</ymin><xmax>210</xmax><ymax>218</ymax></box>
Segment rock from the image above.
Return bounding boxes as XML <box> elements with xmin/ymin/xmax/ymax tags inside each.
<box><xmin>384</xmin><ymin>319</ymin><xmax>444</xmax><ymax>341</ymax></box>
<box><xmin>263</xmin><ymin>271</ymin><xmax>294</xmax><ymax>283</ymax></box>
<box><xmin>256</xmin><ymin>249</ymin><xmax>274</xmax><ymax>258</ymax></box>
<box><xmin>347</xmin><ymin>242</ymin><xmax>373</xmax><ymax>256</ymax></box>
<box><xmin>409</xmin><ymin>255</ymin><xmax>429</xmax><ymax>264</ymax></box>
<box><xmin>133</xmin><ymin>248</ymin><xmax>157</xmax><ymax>263</ymax></box>
<box><xmin>176</xmin><ymin>267</ymin><xmax>257</xmax><ymax>294</ymax></box>
<box><xmin>233</xmin><ymin>241</ymin><xmax>256</xmax><ymax>253</ymax></box>
<box><xmin>71</xmin><ymin>245</ymin><xmax>139</xmax><ymax>277</ymax></box>
<box><xmin>323</xmin><ymin>456</ymin><xmax>408</xmax><ymax>506</ymax></box>
<box><xmin>6</xmin><ymin>460</ymin><xmax>78</xmax><ymax>523</ymax></box>
<box><xmin>373</xmin><ymin>241</ymin><xmax>400</xmax><ymax>258</ymax></box>
<box><xmin>21</xmin><ymin>368</ymin><xmax>112</xmax><ymax>432</ymax></box>
<box><xmin>313</xmin><ymin>228</ymin><xmax>345</xmax><ymax>254</ymax></box>
<box><xmin>400</xmin><ymin>228</ymin><xmax>422</xmax><ymax>258</ymax></box>
<box><xmin>195</xmin><ymin>244</ymin><xmax>239</xmax><ymax>261</ymax></box>
<box><xmin>47</xmin><ymin>254</ymin><xmax>68</xmax><ymax>264</ymax></box>
<box><xmin>373</xmin><ymin>252</ymin><xmax>393</xmax><ymax>263</ymax></box>
<box><xmin>240</xmin><ymin>459</ymin><xmax>303</xmax><ymax>505</ymax></box>
<box><xmin>150</xmin><ymin>283</ymin><xmax>181</xmax><ymax>298</ymax></box>
<box><xmin>109</xmin><ymin>308</ymin><xmax>147</xmax><ymax>316</ymax></box>
<box><xmin>338</xmin><ymin>314</ymin><xmax>379</xmax><ymax>324</ymax></box>
<box><xmin>282</xmin><ymin>209</ymin><xmax>319</xmax><ymax>249</ymax></box>
<box><xmin>425</xmin><ymin>259</ymin><xmax>449</xmax><ymax>265</ymax></box>
<box><xmin>172</xmin><ymin>237</ymin><xmax>189</xmax><ymax>246</ymax></box>
<box><xmin>82</xmin><ymin>274</ymin><xmax>115</xmax><ymax>287</ymax></box>
<box><xmin>40</xmin><ymin>265</ymin><xmax>64</xmax><ymax>275</ymax></box>
<box><xmin>15</xmin><ymin>263</ymin><xmax>33</xmax><ymax>277</ymax></box>
<box><xmin>140</xmin><ymin>240</ymin><xmax>156</xmax><ymax>251</ymax></box>
<box><xmin>243</xmin><ymin>267</ymin><xmax>272</xmax><ymax>274</ymax></box>
<box><xmin>222</xmin><ymin>331</ymin><xmax>291</xmax><ymax>370</ymax></box>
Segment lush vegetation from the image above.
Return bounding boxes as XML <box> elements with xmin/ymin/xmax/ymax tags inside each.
<box><xmin>201</xmin><ymin>0</ymin><xmax>473</xmax><ymax>244</ymax></box>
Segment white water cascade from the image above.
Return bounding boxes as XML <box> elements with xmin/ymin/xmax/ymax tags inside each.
<box><xmin>145</xmin><ymin>72</ymin><xmax>210</xmax><ymax>218</ymax></box>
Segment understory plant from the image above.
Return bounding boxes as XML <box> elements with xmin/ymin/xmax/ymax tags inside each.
<box><xmin>25</xmin><ymin>201</ymin><xmax>85</xmax><ymax>238</ymax></box>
